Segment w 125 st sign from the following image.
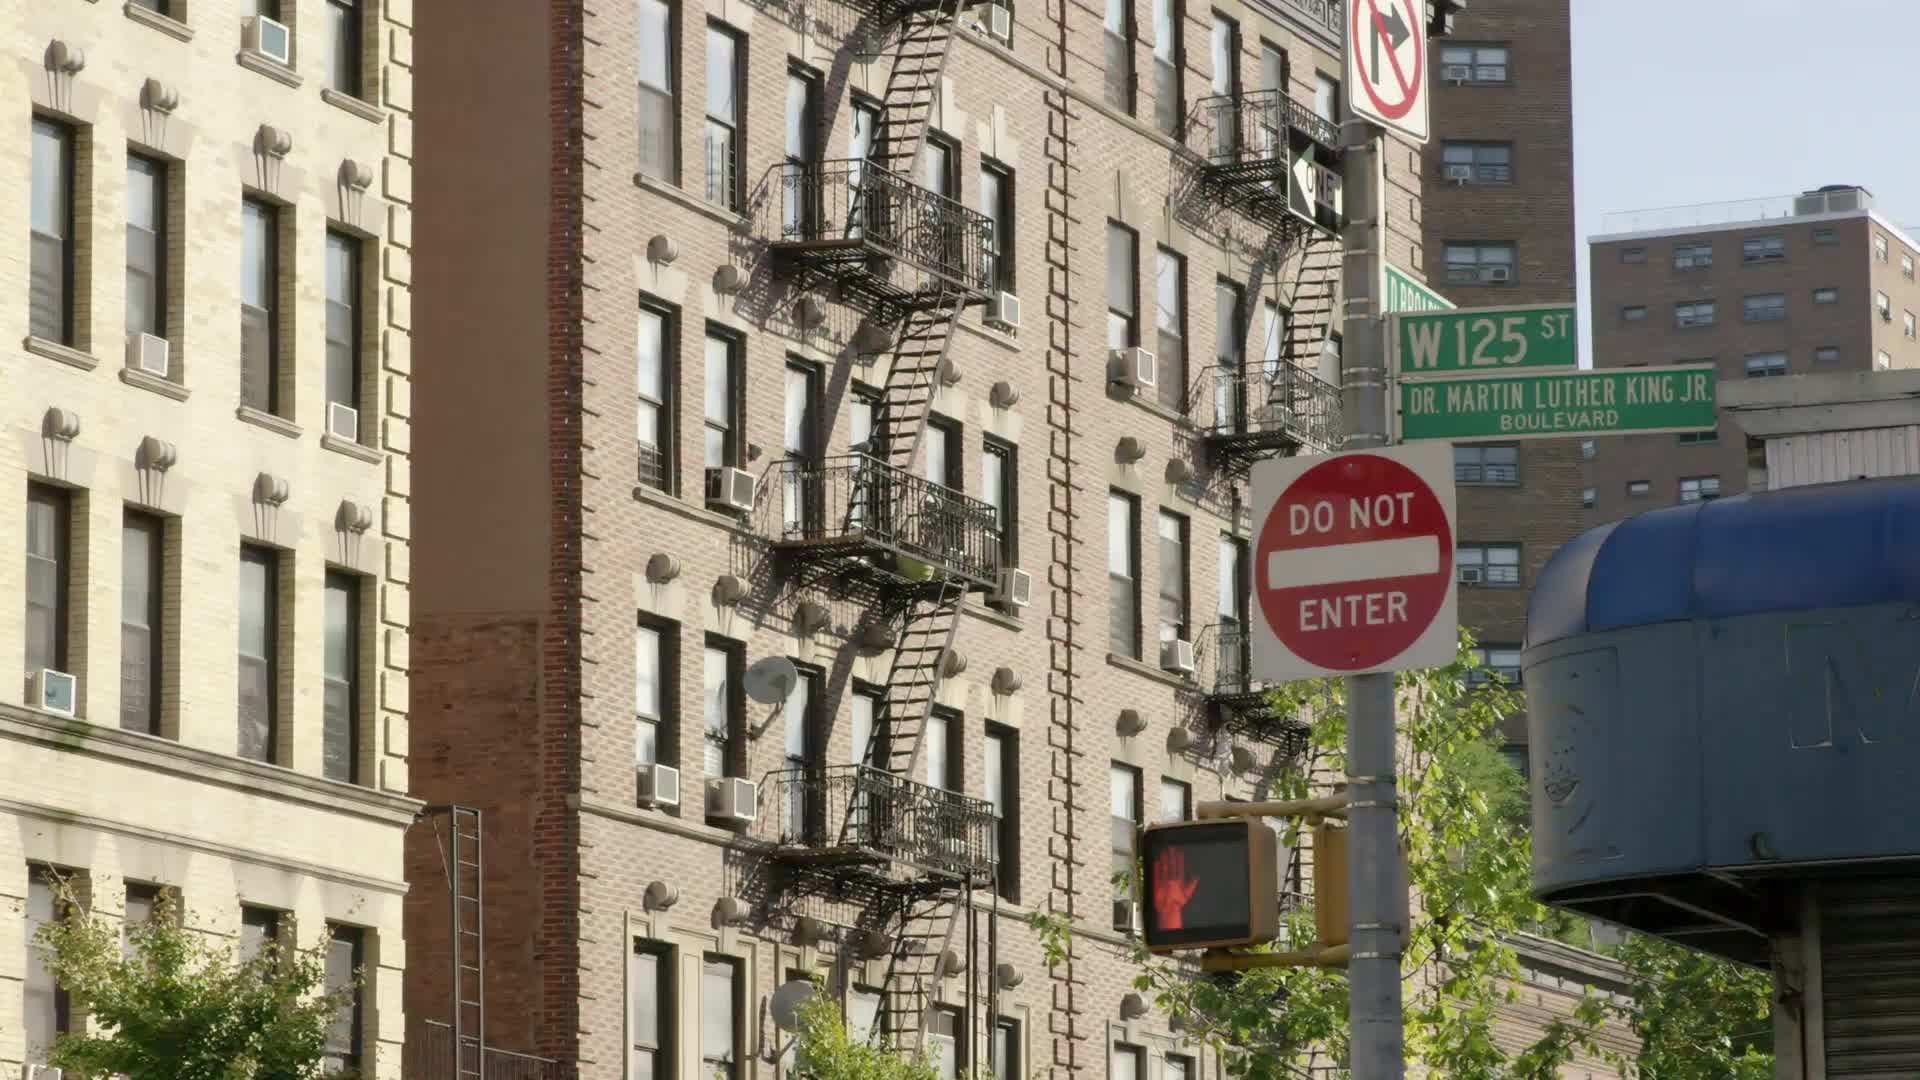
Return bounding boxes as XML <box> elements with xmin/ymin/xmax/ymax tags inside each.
<box><xmin>1393</xmin><ymin>304</ymin><xmax>1577</xmax><ymax>376</ymax></box>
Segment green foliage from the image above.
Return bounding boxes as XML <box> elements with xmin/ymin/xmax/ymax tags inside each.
<box><xmin>788</xmin><ymin>981</ymin><xmax>940</xmax><ymax>1080</ymax></box>
<box><xmin>1612</xmin><ymin>934</ymin><xmax>1774</xmax><ymax>1080</ymax></box>
<box><xmin>34</xmin><ymin>885</ymin><xmax>357</xmax><ymax>1080</ymax></box>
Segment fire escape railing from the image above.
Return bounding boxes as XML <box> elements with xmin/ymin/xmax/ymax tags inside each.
<box><xmin>766</xmin><ymin>764</ymin><xmax>999</xmax><ymax>885</ymax></box>
<box><xmin>1192</xmin><ymin>362</ymin><xmax>1343</xmax><ymax>457</ymax></box>
<box><xmin>768</xmin><ymin>159</ymin><xmax>995</xmax><ymax>298</ymax></box>
<box><xmin>765</xmin><ymin>454</ymin><xmax>1003</xmax><ymax>590</ymax></box>
<box><xmin>1191</xmin><ymin>89</ymin><xmax>1339</xmax><ymax>175</ymax></box>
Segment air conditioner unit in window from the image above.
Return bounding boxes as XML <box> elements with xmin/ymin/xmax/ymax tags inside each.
<box><xmin>1112</xmin><ymin>898</ymin><xmax>1138</xmax><ymax>932</ymax></box>
<box><xmin>706</xmin><ymin>466</ymin><xmax>756</xmax><ymax>513</ymax></box>
<box><xmin>1160</xmin><ymin>638</ymin><xmax>1196</xmax><ymax>675</ymax></box>
<box><xmin>28</xmin><ymin>669</ymin><xmax>77</xmax><ymax>718</ymax></box>
<box><xmin>244</xmin><ymin>15</ymin><xmax>293</xmax><ymax>65</ymax></box>
<box><xmin>1443</xmin><ymin>163</ymin><xmax>1475</xmax><ymax>184</ymax></box>
<box><xmin>126</xmin><ymin>333</ymin><xmax>169</xmax><ymax>378</ymax></box>
<box><xmin>25</xmin><ymin>1065</ymin><xmax>66</xmax><ymax>1080</ymax></box>
<box><xmin>986</xmin><ymin>290</ymin><xmax>1021</xmax><ymax>330</ymax></box>
<box><xmin>992</xmin><ymin>568</ymin><xmax>1032</xmax><ymax>609</ymax></box>
<box><xmin>1459</xmin><ymin>566</ymin><xmax>1485</xmax><ymax>585</ymax></box>
<box><xmin>327</xmin><ymin>401</ymin><xmax>360</xmax><ymax>442</ymax></box>
<box><xmin>706</xmin><ymin>777</ymin><xmax>759</xmax><ymax>824</ymax></box>
<box><xmin>983</xmin><ymin>3</ymin><xmax>1013</xmax><ymax>38</ymax></box>
<box><xmin>1480</xmin><ymin>265</ymin><xmax>1512</xmax><ymax>283</ymax></box>
<box><xmin>1442</xmin><ymin>64</ymin><xmax>1471</xmax><ymax>82</ymax></box>
<box><xmin>1109</xmin><ymin>347</ymin><xmax>1157</xmax><ymax>392</ymax></box>
<box><xmin>637</xmin><ymin>763</ymin><xmax>681</xmax><ymax>808</ymax></box>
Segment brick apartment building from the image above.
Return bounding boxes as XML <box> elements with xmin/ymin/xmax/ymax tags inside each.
<box><xmin>1586</xmin><ymin>185</ymin><xmax>1920</xmax><ymax>522</ymax></box>
<box><xmin>409</xmin><ymin>0</ymin><xmax>1621</xmax><ymax>1077</ymax></box>
<box><xmin>1</xmin><ymin>0</ymin><xmax>417</xmax><ymax>1074</ymax></box>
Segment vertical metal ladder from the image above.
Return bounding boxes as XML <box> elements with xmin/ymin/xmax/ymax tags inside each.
<box><xmin>446</xmin><ymin>805</ymin><xmax>486</xmax><ymax>1080</ymax></box>
<box><xmin>870</xmin><ymin>292</ymin><xmax>968</xmax><ymax>477</ymax></box>
<box><xmin>868</xmin><ymin>0</ymin><xmax>969</xmax><ymax>178</ymax></box>
<box><xmin>1270</xmin><ymin>234</ymin><xmax>1343</xmax><ymax>415</ymax></box>
<box><xmin>866</xmin><ymin>581</ymin><xmax>966</xmax><ymax>779</ymax></box>
<box><xmin>874</xmin><ymin>890</ymin><xmax>965</xmax><ymax>1055</ymax></box>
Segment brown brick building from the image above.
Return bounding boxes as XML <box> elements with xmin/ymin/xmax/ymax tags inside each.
<box><xmin>1585</xmin><ymin>186</ymin><xmax>1920</xmax><ymax>523</ymax></box>
<box><xmin>408</xmin><ymin>0</ymin><xmax>1620</xmax><ymax>1076</ymax></box>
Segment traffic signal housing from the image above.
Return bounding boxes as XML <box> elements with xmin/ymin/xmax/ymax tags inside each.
<box><xmin>1140</xmin><ymin>818</ymin><xmax>1279</xmax><ymax>953</ymax></box>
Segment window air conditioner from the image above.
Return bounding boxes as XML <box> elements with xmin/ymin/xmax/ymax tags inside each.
<box><xmin>993</xmin><ymin>568</ymin><xmax>1032</xmax><ymax>609</ymax></box>
<box><xmin>1160</xmin><ymin>638</ymin><xmax>1196</xmax><ymax>675</ymax></box>
<box><xmin>637</xmin><ymin>763</ymin><xmax>681</xmax><ymax>807</ymax></box>
<box><xmin>1480</xmin><ymin>265</ymin><xmax>1511</xmax><ymax>283</ymax></box>
<box><xmin>987</xmin><ymin>290</ymin><xmax>1021</xmax><ymax>330</ymax></box>
<box><xmin>1112</xmin><ymin>898</ymin><xmax>1138</xmax><ymax>932</ymax></box>
<box><xmin>706</xmin><ymin>466</ymin><xmax>756</xmax><ymax>513</ymax></box>
<box><xmin>126</xmin><ymin>332</ymin><xmax>170</xmax><ymax>378</ymax></box>
<box><xmin>983</xmin><ymin>4</ymin><xmax>1013</xmax><ymax>38</ymax></box>
<box><xmin>1459</xmin><ymin>566</ymin><xmax>1484</xmax><ymax>585</ymax></box>
<box><xmin>1109</xmin><ymin>347</ymin><xmax>1157</xmax><ymax>392</ymax></box>
<box><xmin>25</xmin><ymin>1066</ymin><xmax>66</xmax><ymax>1080</ymax></box>
<box><xmin>1443</xmin><ymin>163</ymin><xmax>1475</xmax><ymax>184</ymax></box>
<box><xmin>244</xmin><ymin>15</ymin><xmax>293</xmax><ymax>65</ymax></box>
<box><xmin>327</xmin><ymin>401</ymin><xmax>360</xmax><ymax>442</ymax></box>
<box><xmin>29</xmin><ymin>669</ymin><xmax>77</xmax><ymax>718</ymax></box>
<box><xmin>1442</xmin><ymin>64</ymin><xmax>1471</xmax><ymax>83</ymax></box>
<box><xmin>707</xmin><ymin>777</ymin><xmax>759</xmax><ymax>824</ymax></box>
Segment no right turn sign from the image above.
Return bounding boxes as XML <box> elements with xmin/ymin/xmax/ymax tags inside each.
<box><xmin>1346</xmin><ymin>0</ymin><xmax>1429</xmax><ymax>142</ymax></box>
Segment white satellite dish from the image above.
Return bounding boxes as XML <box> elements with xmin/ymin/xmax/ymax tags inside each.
<box><xmin>770</xmin><ymin>978</ymin><xmax>816</xmax><ymax>1032</ymax></box>
<box><xmin>744</xmin><ymin>656</ymin><xmax>799</xmax><ymax>704</ymax></box>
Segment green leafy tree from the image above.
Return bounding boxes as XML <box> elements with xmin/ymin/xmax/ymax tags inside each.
<box><xmin>1612</xmin><ymin>934</ymin><xmax>1773</xmax><ymax>1080</ymax></box>
<box><xmin>33</xmin><ymin>885</ymin><xmax>358</xmax><ymax>1080</ymax></box>
<box><xmin>787</xmin><ymin>982</ymin><xmax>940</xmax><ymax>1080</ymax></box>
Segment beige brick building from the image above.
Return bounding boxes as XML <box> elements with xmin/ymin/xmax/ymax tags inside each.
<box><xmin>0</xmin><ymin>0</ymin><xmax>415</xmax><ymax>1074</ymax></box>
<box><xmin>1586</xmin><ymin>186</ymin><xmax>1920</xmax><ymax>523</ymax></box>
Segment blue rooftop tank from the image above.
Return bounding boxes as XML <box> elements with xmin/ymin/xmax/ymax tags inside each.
<box><xmin>1524</xmin><ymin>477</ymin><xmax>1920</xmax><ymax>963</ymax></box>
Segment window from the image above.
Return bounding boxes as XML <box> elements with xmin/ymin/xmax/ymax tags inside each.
<box><xmin>921</xmin><ymin>135</ymin><xmax>957</xmax><ymax>204</ymax></box>
<box><xmin>1210</xmin><ymin>14</ymin><xmax>1238</xmax><ymax>96</ymax></box>
<box><xmin>701</xmin><ymin>956</ymin><xmax>741</xmax><ymax>1080</ymax></box>
<box><xmin>322</xmin><ymin>571</ymin><xmax>362</xmax><ymax>783</ymax></box>
<box><xmin>1439</xmin><ymin>43</ymin><xmax>1508</xmax><ymax>83</ymax></box>
<box><xmin>1680</xmin><ymin>476</ymin><xmax>1722</xmax><ymax>503</ymax></box>
<box><xmin>1108</xmin><ymin>491</ymin><xmax>1140</xmax><ymax>658</ymax></box>
<box><xmin>1627</xmin><ymin>480</ymin><xmax>1650</xmax><ymax>497</ymax></box>
<box><xmin>631</xmin><ymin>941</ymin><xmax>673</xmax><ymax>1080</ymax></box>
<box><xmin>1619</xmin><ymin>246</ymin><xmax>1646</xmax><ymax>264</ymax></box>
<box><xmin>783</xmin><ymin>360</ymin><xmax>823</xmax><ymax>530</ymax></box>
<box><xmin>1743</xmin><ymin>293</ymin><xmax>1786</xmax><ymax>322</ymax></box>
<box><xmin>921</xmin><ymin>416</ymin><xmax>961</xmax><ymax>496</ymax></box>
<box><xmin>1314</xmin><ymin>73</ymin><xmax>1340</xmax><ymax>124</ymax></box>
<box><xmin>1154</xmin><ymin>247</ymin><xmax>1186</xmax><ymax>409</ymax></box>
<box><xmin>703</xmin><ymin>328</ymin><xmax>742</xmax><ymax>468</ymax></box>
<box><xmin>1440</xmin><ymin>141</ymin><xmax>1512</xmax><ymax>184</ymax></box>
<box><xmin>240</xmin><ymin>905</ymin><xmax>282</xmax><ymax>963</ymax></box>
<box><xmin>1260</xmin><ymin>298</ymin><xmax>1284</xmax><ymax>381</ymax></box>
<box><xmin>633</xmin><ymin>618</ymin><xmax>678</xmax><ymax>793</ymax></box>
<box><xmin>1908</xmin><ymin>312</ymin><xmax>1917</xmax><ymax>340</ymax></box>
<box><xmin>1674</xmin><ymin>300</ymin><xmax>1715</xmax><ymax>328</ymax></box>
<box><xmin>1672</xmin><ymin>243</ymin><xmax>1712</xmax><ymax>269</ymax></box>
<box><xmin>1815</xmin><ymin>346</ymin><xmax>1841</xmax><ymax>364</ymax></box>
<box><xmin>1442</xmin><ymin>243</ymin><xmax>1514</xmax><ymax>284</ymax></box>
<box><xmin>1454</xmin><ymin>444</ymin><xmax>1518</xmax><ymax>485</ymax></box>
<box><xmin>985</xmin><ymin>724</ymin><xmax>1020</xmax><ymax>902</ymax></box>
<box><xmin>637</xmin><ymin>0</ymin><xmax>677</xmax><ymax>181</ymax></box>
<box><xmin>704</xmin><ymin>25</ymin><xmax>742</xmax><ymax>210</ymax></box>
<box><xmin>847</xmin><ymin>986</ymin><xmax>883</xmax><ymax>1045</ymax></box>
<box><xmin>30</xmin><ymin>119</ymin><xmax>75</xmax><ymax>344</ymax></box>
<box><xmin>703</xmin><ymin>639</ymin><xmax>743</xmax><ymax>777</ymax></box>
<box><xmin>241</xmin><ymin>198</ymin><xmax>282</xmax><ymax>414</ymax></box>
<box><xmin>1111</xmin><ymin>1042</ymin><xmax>1147</xmax><ymax>1080</ymax></box>
<box><xmin>1152</xmin><ymin>0</ymin><xmax>1182</xmax><ymax>135</ymax></box>
<box><xmin>1158</xmin><ymin>777</ymin><xmax>1190</xmax><ymax>822</ymax></box>
<box><xmin>851</xmin><ymin>683</ymin><xmax>881</xmax><ymax>767</ymax></box>
<box><xmin>1581</xmin><ymin>487</ymin><xmax>1595</xmax><ymax>509</ymax></box>
<box><xmin>1107</xmin><ymin>223</ymin><xmax>1138</xmax><ymax>349</ymax></box>
<box><xmin>121</xmin><ymin>512</ymin><xmax>164</xmax><ymax>734</ymax></box>
<box><xmin>1259</xmin><ymin>40</ymin><xmax>1287</xmax><ymax>95</ymax></box>
<box><xmin>1217</xmin><ymin>534</ymin><xmax>1247</xmax><ymax>628</ymax></box>
<box><xmin>1678</xmin><ymin>429</ymin><xmax>1719</xmax><ymax>445</ymax></box>
<box><xmin>784</xmin><ymin>664</ymin><xmax>824</xmax><ymax>837</ymax></box>
<box><xmin>1744</xmin><ymin>352</ymin><xmax>1787</xmax><ymax>378</ymax></box>
<box><xmin>323</xmin><ymin>925</ymin><xmax>366</xmax><ymax>1074</ymax></box>
<box><xmin>1212</xmin><ymin>279</ymin><xmax>1244</xmax><ymax>428</ymax></box>
<box><xmin>635</xmin><ymin>303</ymin><xmax>675</xmax><ymax>491</ymax></box>
<box><xmin>1742</xmin><ymin>235</ymin><xmax>1784</xmax><ymax>262</ymax></box>
<box><xmin>1457</xmin><ymin>543</ymin><xmax>1520</xmax><ymax>587</ymax></box>
<box><xmin>1880</xmin><ymin>291</ymin><xmax>1895</xmax><ymax>319</ymax></box>
<box><xmin>325</xmin><ymin>231</ymin><xmax>363</xmax><ymax>426</ymax></box>
<box><xmin>26</xmin><ymin>485</ymin><xmax>71</xmax><ymax>681</ymax></box>
<box><xmin>238</xmin><ymin>546</ymin><xmax>280</xmax><ymax>762</ymax></box>
<box><xmin>1813</xmin><ymin>287</ymin><xmax>1838</xmax><ymax>305</ymax></box>
<box><xmin>127</xmin><ymin>154</ymin><xmax>168</xmax><ymax>342</ymax></box>
<box><xmin>325</xmin><ymin>0</ymin><xmax>363</xmax><ymax>97</ymax></box>
<box><xmin>129</xmin><ymin>0</ymin><xmax>171</xmax><ymax>11</ymax></box>
<box><xmin>1905</xmin><ymin>253</ymin><xmax>1915</xmax><ymax>280</ymax></box>
<box><xmin>1104</xmin><ymin>0</ymin><xmax>1134</xmax><ymax>112</ymax></box>
<box><xmin>982</xmin><ymin>437</ymin><xmax>1018</xmax><ymax>573</ymax></box>
<box><xmin>925</xmin><ymin>707</ymin><xmax>961</xmax><ymax>792</ymax></box>
<box><xmin>1813</xmin><ymin>227</ymin><xmax>1837</xmax><ymax>245</ymax></box>
<box><xmin>992</xmin><ymin>1017</ymin><xmax>1021</xmax><ymax>1080</ymax></box>
<box><xmin>1580</xmin><ymin>438</ymin><xmax>1596</xmax><ymax>460</ymax></box>
<box><xmin>782</xmin><ymin>66</ymin><xmax>822</xmax><ymax>235</ymax></box>
<box><xmin>1879</xmin><ymin>350</ymin><xmax>1893</xmax><ymax>371</ymax></box>
<box><xmin>980</xmin><ymin>162</ymin><xmax>1014</xmax><ymax>292</ymax></box>
<box><xmin>1875</xmin><ymin>233</ymin><xmax>1889</xmax><ymax>262</ymax></box>
<box><xmin>929</xmin><ymin>1006</ymin><xmax>963</xmax><ymax>1079</ymax></box>
<box><xmin>1620</xmin><ymin>305</ymin><xmax>1646</xmax><ymax>322</ymax></box>
<box><xmin>1165</xmin><ymin>1054</ymin><xmax>1196</xmax><ymax>1080</ymax></box>
<box><xmin>25</xmin><ymin>865</ymin><xmax>71</xmax><ymax>1060</ymax></box>
<box><xmin>1466</xmin><ymin>645</ymin><xmax>1521</xmax><ymax>686</ymax></box>
<box><xmin>1110</xmin><ymin>764</ymin><xmax>1141</xmax><ymax>927</ymax></box>
<box><xmin>1157</xmin><ymin>511</ymin><xmax>1189</xmax><ymax>647</ymax></box>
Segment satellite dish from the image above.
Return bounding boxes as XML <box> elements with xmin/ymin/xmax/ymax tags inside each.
<box><xmin>744</xmin><ymin>656</ymin><xmax>799</xmax><ymax>704</ymax></box>
<box><xmin>770</xmin><ymin>978</ymin><xmax>816</xmax><ymax>1032</ymax></box>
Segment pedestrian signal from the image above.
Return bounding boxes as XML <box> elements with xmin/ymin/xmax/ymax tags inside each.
<box><xmin>1139</xmin><ymin>819</ymin><xmax>1279</xmax><ymax>952</ymax></box>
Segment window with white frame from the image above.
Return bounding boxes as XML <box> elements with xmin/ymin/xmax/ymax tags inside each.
<box><xmin>1813</xmin><ymin>227</ymin><xmax>1837</xmax><ymax>245</ymax></box>
<box><xmin>1742</xmin><ymin>235</ymin><xmax>1784</xmax><ymax>262</ymax></box>
<box><xmin>1672</xmin><ymin>242</ymin><xmax>1712</xmax><ymax>269</ymax></box>
<box><xmin>1621</xmin><ymin>305</ymin><xmax>1646</xmax><ymax>322</ymax></box>
<box><xmin>1619</xmin><ymin>246</ymin><xmax>1646</xmax><ymax>264</ymax></box>
<box><xmin>1745</xmin><ymin>352</ymin><xmax>1788</xmax><ymax>377</ymax></box>
<box><xmin>1679</xmin><ymin>476</ymin><xmax>1721</xmax><ymax>503</ymax></box>
<box><xmin>1581</xmin><ymin>487</ymin><xmax>1595</xmax><ymax>509</ymax></box>
<box><xmin>1440</xmin><ymin>141</ymin><xmax>1512</xmax><ymax>184</ymax></box>
<box><xmin>1110</xmin><ymin>763</ymin><xmax>1141</xmax><ymax>928</ymax></box>
<box><xmin>1813</xmin><ymin>287</ymin><xmax>1838</xmax><ymax>305</ymax></box>
<box><xmin>1905</xmin><ymin>253</ymin><xmax>1916</xmax><ymax>280</ymax></box>
<box><xmin>701</xmin><ymin>956</ymin><xmax>741</xmax><ymax>1080</ymax></box>
<box><xmin>1580</xmin><ymin>438</ymin><xmax>1596</xmax><ymax>460</ymax></box>
<box><xmin>1454</xmin><ymin>444</ymin><xmax>1518</xmax><ymax>485</ymax></box>
<box><xmin>1678</xmin><ymin>428</ymin><xmax>1718</xmax><ymax>445</ymax></box>
<box><xmin>1674</xmin><ymin>300</ymin><xmax>1715</xmax><ymax>328</ymax></box>
<box><xmin>1907</xmin><ymin>312</ymin><xmax>1917</xmax><ymax>340</ymax></box>
<box><xmin>1457</xmin><ymin>543</ymin><xmax>1520</xmax><ymax>586</ymax></box>
<box><xmin>1743</xmin><ymin>293</ymin><xmax>1786</xmax><ymax>322</ymax></box>
<box><xmin>631</xmin><ymin>941</ymin><xmax>672</xmax><ymax>1080</ymax></box>
<box><xmin>1878</xmin><ymin>350</ymin><xmax>1893</xmax><ymax>371</ymax></box>
<box><xmin>637</xmin><ymin>0</ymin><xmax>676</xmax><ymax>181</ymax></box>
<box><xmin>1875</xmin><ymin>233</ymin><xmax>1889</xmax><ymax>261</ymax></box>
<box><xmin>1815</xmin><ymin>346</ymin><xmax>1840</xmax><ymax>364</ymax></box>
<box><xmin>1466</xmin><ymin>645</ymin><xmax>1521</xmax><ymax>686</ymax></box>
<box><xmin>635</xmin><ymin>620</ymin><xmax>668</xmax><ymax>775</ymax></box>
<box><xmin>1438</xmin><ymin>43</ymin><xmax>1508</xmax><ymax>83</ymax></box>
<box><xmin>1442</xmin><ymin>243</ymin><xmax>1514</xmax><ymax>284</ymax></box>
<box><xmin>1628</xmin><ymin>480</ymin><xmax>1650</xmax><ymax>497</ymax></box>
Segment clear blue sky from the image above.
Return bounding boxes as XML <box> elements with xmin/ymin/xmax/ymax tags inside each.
<box><xmin>1571</xmin><ymin>0</ymin><xmax>1920</xmax><ymax>363</ymax></box>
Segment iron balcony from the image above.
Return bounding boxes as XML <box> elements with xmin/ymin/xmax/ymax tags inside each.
<box><xmin>765</xmin><ymin>454</ymin><xmax>1004</xmax><ymax>592</ymax></box>
<box><xmin>766</xmin><ymin>763</ymin><xmax>999</xmax><ymax>887</ymax></box>
<box><xmin>1193</xmin><ymin>362</ymin><xmax>1343</xmax><ymax>469</ymax></box>
<box><xmin>1186</xmin><ymin>90</ymin><xmax>1343</xmax><ymax>234</ymax></box>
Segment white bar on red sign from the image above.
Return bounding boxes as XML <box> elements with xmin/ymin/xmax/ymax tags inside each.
<box><xmin>1265</xmin><ymin>536</ymin><xmax>1440</xmax><ymax>591</ymax></box>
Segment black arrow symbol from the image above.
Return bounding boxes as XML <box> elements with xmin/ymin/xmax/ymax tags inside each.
<box><xmin>1371</xmin><ymin>4</ymin><xmax>1411</xmax><ymax>75</ymax></box>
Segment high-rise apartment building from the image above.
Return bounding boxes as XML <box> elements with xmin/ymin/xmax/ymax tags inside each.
<box><xmin>0</xmin><ymin>0</ymin><xmax>415</xmax><ymax>1073</ymax></box>
<box><xmin>1586</xmin><ymin>186</ymin><xmax>1920</xmax><ymax>521</ymax></box>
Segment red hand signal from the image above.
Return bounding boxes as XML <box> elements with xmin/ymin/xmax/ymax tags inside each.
<box><xmin>1151</xmin><ymin>846</ymin><xmax>1201</xmax><ymax>930</ymax></box>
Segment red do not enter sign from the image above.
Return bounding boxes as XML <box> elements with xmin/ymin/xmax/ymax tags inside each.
<box><xmin>1251</xmin><ymin>445</ymin><xmax>1459</xmax><ymax>681</ymax></box>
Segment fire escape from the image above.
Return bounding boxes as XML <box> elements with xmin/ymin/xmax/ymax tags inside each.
<box><xmin>754</xmin><ymin>0</ymin><xmax>1006</xmax><ymax>1058</ymax></box>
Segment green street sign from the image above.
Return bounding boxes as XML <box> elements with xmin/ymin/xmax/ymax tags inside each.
<box><xmin>1384</xmin><ymin>264</ymin><xmax>1455</xmax><ymax>314</ymax></box>
<box><xmin>1398</xmin><ymin>365</ymin><xmax>1718</xmax><ymax>442</ymax></box>
<box><xmin>1394</xmin><ymin>304</ymin><xmax>1578</xmax><ymax>376</ymax></box>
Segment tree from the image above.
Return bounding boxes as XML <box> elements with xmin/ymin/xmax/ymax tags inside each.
<box><xmin>33</xmin><ymin>885</ymin><xmax>358</xmax><ymax>1080</ymax></box>
<box><xmin>787</xmin><ymin>982</ymin><xmax>941</xmax><ymax>1080</ymax></box>
<box><xmin>1612</xmin><ymin>934</ymin><xmax>1773</xmax><ymax>1080</ymax></box>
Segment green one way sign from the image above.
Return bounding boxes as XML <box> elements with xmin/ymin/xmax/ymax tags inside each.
<box><xmin>1398</xmin><ymin>365</ymin><xmax>1717</xmax><ymax>442</ymax></box>
<box><xmin>1393</xmin><ymin>304</ymin><xmax>1577</xmax><ymax>375</ymax></box>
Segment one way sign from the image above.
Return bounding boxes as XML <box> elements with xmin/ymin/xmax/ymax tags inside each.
<box><xmin>1345</xmin><ymin>0</ymin><xmax>1428</xmax><ymax>143</ymax></box>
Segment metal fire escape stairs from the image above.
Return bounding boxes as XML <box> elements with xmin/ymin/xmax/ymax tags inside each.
<box><xmin>866</xmin><ymin>0</ymin><xmax>968</xmax><ymax>180</ymax></box>
<box><xmin>1267</xmin><ymin>234</ymin><xmax>1343</xmax><ymax>447</ymax></box>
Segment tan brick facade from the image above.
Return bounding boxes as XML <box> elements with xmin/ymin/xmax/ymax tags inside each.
<box><xmin>0</xmin><ymin>0</ymin><xmax>416</xmax><ymax>1073</ymax></box>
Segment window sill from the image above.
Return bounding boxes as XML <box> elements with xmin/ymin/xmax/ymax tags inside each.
<box><xmin>632</xmin><ymin>482</ymin><xmax>754</xmax><ymax>536</ymax></box>
<box><xmin>633</xmin><ymin>173</ymin><xmax>748</xmax><ymax>231</ymax></box>
<box><xmin>322</xmin><ymin>432</ymin><xmax>384</xmax><ymax>463</ymax></box>
<box><xmin>957</xmin><ymin>316</ymin><xmax>1022</xmax><ymax>353</ymax></box>
<box><xmin>237</xmin><ymin>48</ymin><xmax>302</xmax><ymax>88</ymax></box>
<box><xmin>119</xmin><ymin>365</ymin><xmax>191</xmax><ymax>401</ymax></box>
<box><xmin>1106</xmin><ymin>651</ymin><xmax>1195</xmax><ymax>691</ymax></box>
<box><xmin>236</xmin><ymin>405</ymin><xmax>303</xmax><ymax>439</ymax></box>
<box><xmin>963</xmin><ymin>601</ymin><xmax>1025</xmax><ymax>632</ymax></box>
<box><xmin>24</xmin><ymin>336</ymin><xmax>99</xmax><ymax>371</ymax></box>
<box><xmin>124</xmin><ymin>2</ymin><xmax>194</xmax><ymax>40</ymax></box>
<box><xmin>1121</xmin><ymin>388</ymin><xmax>1196</xmax><ymax>430</ymax></box>
<box><xmin>321</xmin><ymin>88</ymin><xmax>386</xmax><ymax>124</ymax></box>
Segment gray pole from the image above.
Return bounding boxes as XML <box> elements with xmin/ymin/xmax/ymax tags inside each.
<box><xmin>1337</xmin><ymin>118</ymin><xmax>1405</xmax><ymax>1078</ymax></box>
